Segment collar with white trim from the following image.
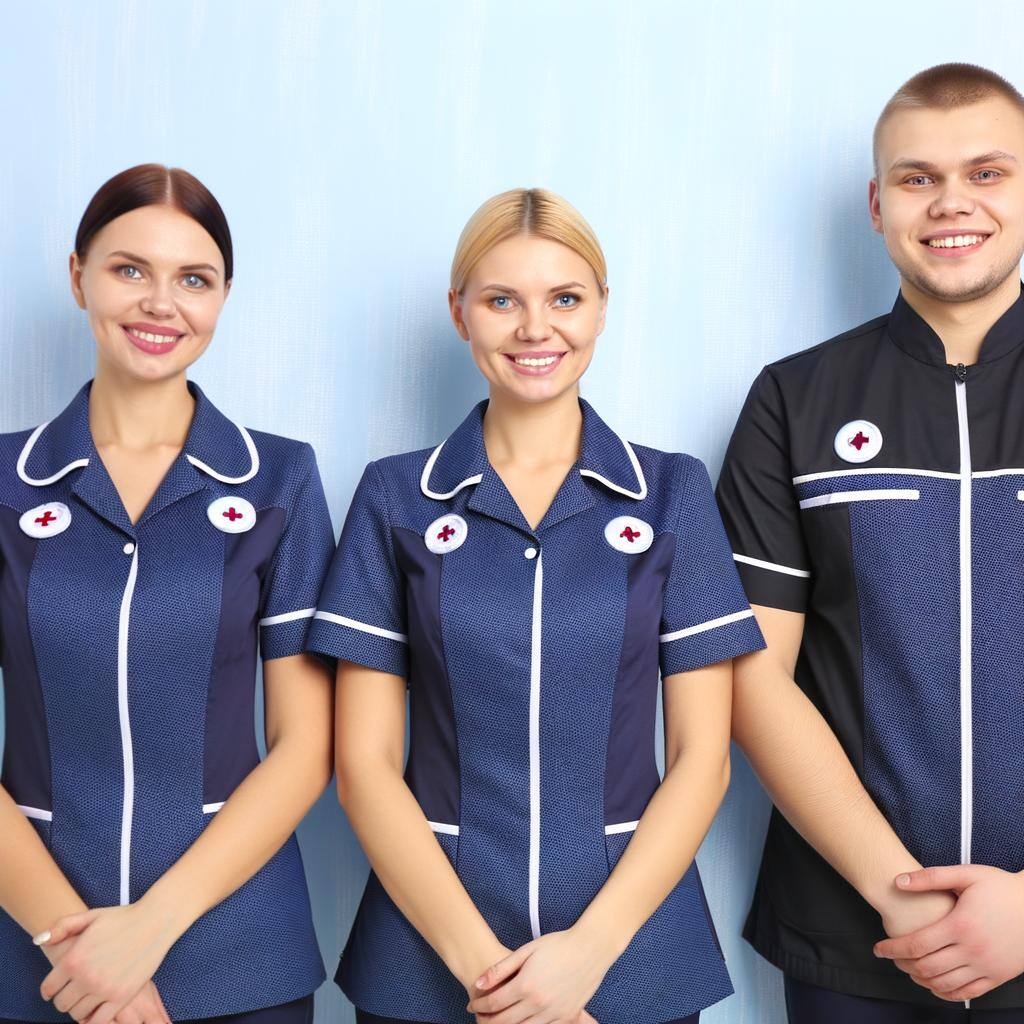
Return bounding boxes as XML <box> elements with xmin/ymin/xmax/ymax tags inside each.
<box><xmin>420</xmin><ymin>397</ymin><xmax>647</xmax><ymax>524</ymax></box>
<box><xmin>17</xmin><ymin>379</ymin><xmax>258</xmax><ymax>489</ymax></box>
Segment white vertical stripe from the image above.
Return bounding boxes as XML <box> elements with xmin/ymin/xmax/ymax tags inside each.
<box><xmin>528</xmin><ymin>551</ymin><xmax>543</xmax><ymax>941</ymax></box>
<box><xmin>956</xmin><ymin>380</ymin><xmax>973</xmax><ymax>871</ymax></box>
<box><xmin>117</xmin><ymin>547</ymin><xmax>140</xmax><ymax>906</ymax></box>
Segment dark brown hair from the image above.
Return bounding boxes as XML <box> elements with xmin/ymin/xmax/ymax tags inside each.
<box><xmin>74</xmin><ymin>164</ymin><xmax>233</xmax><ymax>281</ymax></box>
<box><xmin>874</xmin><ymin>63</ymin><xmax>1024</xmax><ymax>170</ymax></box>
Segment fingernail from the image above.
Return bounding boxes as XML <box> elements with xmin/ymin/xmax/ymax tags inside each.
<box><xmin>32</xmin><ymin>930</ymin><xmax>50</xmax><ymax>946</ymax></box>
<box><xmin>475</xmin><ymin>976</ymin><xmax>486</xmax><ymax>988</ymax></box>
<box><xmin>897</xmin><ymin>874</ymin><xmax>911</xmax><ymax>887</ymax></box>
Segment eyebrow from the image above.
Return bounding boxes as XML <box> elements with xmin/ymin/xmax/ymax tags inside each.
<box><xmin>480</xmin><ymin>281</ymin><xmax>588</xmax><ymax>296</ymax></box>
<box><xmin>888</xmin><ymin>151</ymin><xmax>1019</xmax><ymax>175</ymax></box>
<box><xmin>105</xmin><ymin>250</ymin><xmax>220</xmax><ymax>275</ymax></box>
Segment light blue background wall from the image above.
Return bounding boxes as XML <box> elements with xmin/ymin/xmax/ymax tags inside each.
<box><xmin>1</xmin><ymin>2</ymin><xmax>1022</xmax><ymax>1021</ymax></box>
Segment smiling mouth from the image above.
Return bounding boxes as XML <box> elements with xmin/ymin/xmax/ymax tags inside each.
<box><xmin>121</xmin><ymin>324</ymin><xmax>185</xmax><ymax>355</ymax></box>
<box><xmin>504</xmin><ymin>351</ymin><xmax>567</xmax><ymax>376</ymax></box>
<box><xmin>921</xmin><ymin>234</ymin><xmax>989</xmax><ymax>251</ymax></box>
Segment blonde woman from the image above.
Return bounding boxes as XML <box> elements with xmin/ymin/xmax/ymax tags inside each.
<box><xmin>307</xmin><ymin>189</ymin><xmax>764</xmax><ymax>1024</ymax></box>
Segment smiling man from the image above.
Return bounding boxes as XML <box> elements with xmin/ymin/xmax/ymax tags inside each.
<box><xmin>716</xmin><ymin>64</ymin><xmax>1024</xmax><ymax>1022</ymax></box>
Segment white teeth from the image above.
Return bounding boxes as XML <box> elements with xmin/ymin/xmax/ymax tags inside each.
<box><xmin>514</xmin><ymin>355</ymin><xmax>558</xmax><ymax>367</ymax></box>
<box><xmin>127</xmin><ymin>327</ymin><xmax>179</xmax><ymax>344</ymax></box>
<box><xmin>928</xmin><ymin>234</ymin><xmax>984</xmax><ymax>248</ymax></box>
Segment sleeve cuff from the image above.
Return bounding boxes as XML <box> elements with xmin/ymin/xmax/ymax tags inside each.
<box><xmin>304</xmin><ymin>611</ymin><xmax>408</xmax><ymax>678</ymax></box>
<box><xmin>660</xmin><ymin>608</ymin><xmax>766</xmax><ymax>676</ymax></box>
<box><xmin>259</xmin><ymin>608</ymin><xmax>317</xmax><ymax>661</ymax></box>
<box><xmin>732</xmin><ymin>553</ymin><xmax>811</xmax><ymax>612</ymax></box>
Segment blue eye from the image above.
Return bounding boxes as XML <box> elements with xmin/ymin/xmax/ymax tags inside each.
<box><xmin>905</xmin><ymin>175</ymin><xmax>933</xmax><ymax>187</ymax></box>
<box><xmin>491</xmin><ymin>295</ymin><xmax>512</xmax><ymax>309</ymax></box>
<box><xmin>555</xmin><ymin>293</ymin><xmax>580</xmax><ymax>307</ymax></box>
<box><xmin>183</xmin><ymin>273</ymin><xmax>207</xmax><ymax>289</ymax></box>
<box><xmin>117</xmin><ymin>265</ymin><xmax>143</xmax><ymax>280</ymax></box>
<box><xmin>974</xmin><ymin>168</ymin><xmax>1001</xmax><ymax>182</ymax></box>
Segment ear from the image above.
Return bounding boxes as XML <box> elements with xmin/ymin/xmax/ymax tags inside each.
<box><xmin>223</xmin><ymin>278</ymin><xmax>233</xmax><ymax>300</ymax></box>
<box><xmin>448</xmin><ymin>288</ymin><xmax>470</xmax><ymax>341</ymax></box>
<box><xmin>868</xmin><ymin>178</ymin><xmax>883</xmax><ymax>235</ymax></box>
<box><xmin>68</xmin><ymin>252</ymin><xmax>87</xmax><ymax>310</ymax></box>
<box><xmin>596</xmin><ymin>284</ymin><xmax>609</xmax><ymax>337</ymax></box>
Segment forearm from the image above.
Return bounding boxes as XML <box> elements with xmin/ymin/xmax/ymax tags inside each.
<box><xmin>139</xmin><ymin>736</ymin><xmax>331</xmax><ymax>937</ymax></box>
<box><xmin>733</xmin><ymin>654</ymin><xmax>920</xmax><ymax>913</ymax></box>
<box><xmin>571</xmin><ymin>746</ymin><xmax>730</xmax><ymax>965</ymax></box>
<box><xmin>339</xmin><ymin>759</ymin><xmax>505</xmax><ymax>988</ymax></box>
<box><xmin>0</xmin><ymin>786</ymin><xmax>86</xmax><ymax>935</ymax></box>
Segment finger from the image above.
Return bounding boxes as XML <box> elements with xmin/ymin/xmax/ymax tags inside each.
<box><xmin>874</xmin><ymin>918</ymin><xmax>956</xmax><ymax>960</ymax></box>
<box><xmin>111</xmin><ymin>1002</ymin><xmax>143</xmax><ymax>1024</ymax></box>
<box><xmin>895</xmin><ymin>864</ymin><xmax>979</xmax><ymax>894</ymax></box>
<box><xmin>53</xmin><ymin>980</ymin><xmax>86</xmax><ymax>1015</ymax></box>
<box><xmin>894</xmin><ymin>946</ymin><xmax>968</xmax><ymax>981</ymax></box>
<box><xmin>67</xmin><ymin>994</ymin><xmax>103</xmax><ymax>1023</ymax></box>
<box><xmin>475</xmin><ymin>944</ymin><xmax>534</xmax><ymax>991</ymax></box>
<box><xmin>37</xmin><ymin>910</ymin><xmax>98</xmax><ymax>946</ymax></box>
<box><xmin>925</xmin><ymin>965</ymin><xmax>983</xmax><ymax>997</ymax></box>
<box><xmin>948</xmin><ymin>977</ymin><xmax>995</xmax><ymax>1001</ymax></box>
<box><xmin>88</xmin><ymin>1000</ymin><xmax>125</xmax><ymax>1024</ymax></box>
<box><xmin>40</xmin><ymin>962</ymin><xmax>71</xmax><ymax>1002</ymax></box>
<box><xmin>468</xmin><ymin>983</ymin><xmax>522</xmax><ymax>1014</ymax></box>
<box><xmin>149</xmin><ymin>986</ymin><xmax>173</xmax><ymax>1024</ymax></box>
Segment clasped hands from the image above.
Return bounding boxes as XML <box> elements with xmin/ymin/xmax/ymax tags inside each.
<box><xmin>875</xmin><ymin>864</ymin><xmax>1024</xmax><ymax>1003</ymax></box>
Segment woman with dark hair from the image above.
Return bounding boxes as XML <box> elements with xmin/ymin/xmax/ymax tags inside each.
<box><xmin>0</xmin><ymin>164</ymin><xmax>333</xmax><ymax>1024</ymax></box>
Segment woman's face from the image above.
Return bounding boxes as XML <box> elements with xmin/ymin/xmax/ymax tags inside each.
<box><xmin>69</xmin><ymin>204</ymin><xmax>230</xmax><ymax>384</ymax></box>
<box><xmin>450</xmin><ymin>233</ymin><xmax>607</xmax><ymax>405</ymax></box>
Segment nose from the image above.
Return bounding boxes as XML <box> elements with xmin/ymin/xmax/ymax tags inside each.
<box><xmin>929</xmin><ymin>181</ymin><xmax>976</xmax><ymax>220</ymax></box>
<box><xmin>515</xmin><ymin>302</ymin><xmax>554</xmax><ymax>343</ymax></box>
<box><xmin>139</xmin><ymin>277</ymin><xmax>176</xmax><ymax>318</ymax></box>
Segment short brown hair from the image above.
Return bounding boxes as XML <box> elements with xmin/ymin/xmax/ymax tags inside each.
<box><xmin>75</xmin><ymin>164</ymin><xmax>233</xmax><ymax>281</ymax></box>
<box><xmin>450</xmin><ymin>188</ymin><xmax>607</xmax><ymax>296</ymax></box>
<box><xmin>874</xmin><ymin>63</ymin><xmax>1024</xmax><ymax>171</ymax></box>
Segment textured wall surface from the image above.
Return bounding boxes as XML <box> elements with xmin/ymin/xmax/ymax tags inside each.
<box><xmin>1</xmin><ymin>3</ymin><xmax>1022</xmax><ymax>1020</ymax></box>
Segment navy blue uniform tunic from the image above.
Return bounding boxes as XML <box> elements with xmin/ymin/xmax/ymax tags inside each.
<box><xmin>306</xmin><ymin>398</ymin><xmax>765</xmax><ymax>1024</ymax></box>
<box><xmin>716</xmin><ymin>289</ymin><xmax>1024</xmax><ymax>1009</ymax></box>
<box><xmin>0</xmin><ymin>381</ymin><xmax>332</xmax><ymax>1020</ymax></box>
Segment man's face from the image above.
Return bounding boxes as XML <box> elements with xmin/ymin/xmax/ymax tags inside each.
<box><xmin>870</xmin><ymin>95</ymin><xmax>1024</xmax><ymax>303</ymax></box>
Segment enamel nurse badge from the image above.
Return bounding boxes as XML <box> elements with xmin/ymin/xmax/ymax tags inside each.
<box><xmin>834</xmin><ymin>420</ymin><xmax>883</xmax><ymax>464</ymax></box>
<box><xmin>20</xmin><ymin>502</ymin><xmax>72</xmax><ymax>538</ymax></box>
<box><xmin>425</xmin><ymin>514</ymin><xmax>467</xmax><ymax>554</ymax></box>
<box><xmin>605</xmin><ymin>515</ymin><xmax>654</xmax><ymax>554</ymax></box>
<box><xmin>208</xmin><ymin>496</ymin><xmax>257</xmax><ymax>534</ymax></box>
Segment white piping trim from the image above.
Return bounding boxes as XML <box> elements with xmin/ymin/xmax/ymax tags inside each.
<box><xmin>17</xmin><ymin>804</ymin><xmax>52</xmax><ymax>821</ymax></box>
<box><xmin>793</xmin><ymin>467</ymin><xmax>958</xmax><ymax>484</ymax></box>
<box><xmin>604</xmin><ymin>820</ymin><xmax>639</xmax><ymax>835</ymax></box>
<box><xmin>259</xmin><ymin>607</ymin><xmax>316</xmax><ymax>627</ymax></box>
<box><xmin>579</xmin><ymin>439</ymin><xmax>647</xmax><ymax>500</ymax></box>
<box><xmin>420</xmin><ymin>440</ymin><xmax>483</xmax><ymax>500</ymax></box>
<box><xmin>977</xmin><ymin>468</ymin><xmax>1024</xmax><ymax>478</ymax></box>
<box><xmin>528</xmin><ymin>551</ymin><xmax>543</xmax><ymax>941</ymax></box>
<box><xmin>117</xmin><ymin>546</ymin><xmax>140</xmax><ymax>906</ymax></box>
<box><xmin>955</xmin><ymin>380</ymin><xmax>973</xmax><ymax>871</ymax></box>
<box><xmin>427</xmin><ymin>821</ymin><xmax>460</xmax><ymax>835</ymax></box>
<box><xmin>312</xmin><ymin>610</ymin><xmax>408</xmax><ymax>643</ymax></box>
<box><xmin>202</xmin><ymin>801</ymin><xmax>225</xmax><ymax>814</ymax></box>
<box><xmin>733</xmin><ymin>553</ymin><xmax>811</xmax><ymax>579</ymax></box>
<box><xmin>16</xmin><ymin>422</ymin><xmax>89</xmax><ymax>486</ymax></box>
<box><xmin>799</xmin><ymin>488</ymin><xmax>919</xmax><ymax>510</ymax></box>
<box><xmin>185</xmin><ymin>423</ymin><xmax>259</xmax><ymax>484</ymax></box>
<box><xmin>1017</xmin><ymin>491</ymin><xmax>1024</xmax><ymax>501</ymax></box>
<box><xmin>660</xmin><ymin>608</ymin><xmax>754</xmax><ymax>643</ymax></box>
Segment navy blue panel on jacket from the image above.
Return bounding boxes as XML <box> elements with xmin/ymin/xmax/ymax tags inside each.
<box><xmin>715</xmin><ymin>287</ymin><xmax>1024</xmax><ymax>1009</ymax></box>
<box><xmin>0</xmin><ymin>380</ymin><xmax>333</xmax><ymax>1020</ymax></box>
<box><xmin>306</xmin><ymin>398</ymin><xmax>765</xmax><ymax>1024</ymax></box>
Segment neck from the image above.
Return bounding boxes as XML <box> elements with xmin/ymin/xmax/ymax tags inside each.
<box><xmin>89</xmin><ymin>363</ymin><xmax>195</xmax><ymax>450</ymax></box>
<box><xmin>482</xmin><ymin>386</ymin><xmax>583</xmax><ymax>468</ymax></box>
<box><xmin>900</xmin><ymin>273</ymin><xmax>1022</xmax><ymax>366</ymax></box>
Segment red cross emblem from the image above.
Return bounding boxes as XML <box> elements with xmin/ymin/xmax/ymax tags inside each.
<box><xmin>620</xmin><ymin>525</ymin><xmax>642</xmax><ymax>543</ymax></box>
<box><xmin>849</xmin><ymin>431</ymin><xmax>871</xmax><ymax>451</ymax></box>
<box><xmin>35</xmin><ymin>510</ymin><xmax>57</xmax><ymax>528</ymax></box>
<box><xmin>222</xmin><ymin>507</ymin><xmax>244</xmax><ymax>522</ymax></box>
<box><xmin>438</xmin><ymin>524</ymin><xmax>456</xmax><ymax>542</ymax></box>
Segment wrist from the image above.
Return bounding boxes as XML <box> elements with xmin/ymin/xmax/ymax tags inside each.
<box><xmin>570</xmin><ymin>908</ymin><xmax>631</xmax><ymax>969</ymax></box>
<box><xmin>136</xmin><ymin>880</ymin><xmax>199</xmax><ymax>945</ymax></box>
<box><xmin>441</xmin><ymin>932</ymin><xmax>510</xmax><ymax>991</ymax></box>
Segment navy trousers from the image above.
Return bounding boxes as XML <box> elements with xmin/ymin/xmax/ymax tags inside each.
<box><xmin>786</xmin><ymin>977</ymin><xmax>1024</xmax><ymax>1023</ymax></box>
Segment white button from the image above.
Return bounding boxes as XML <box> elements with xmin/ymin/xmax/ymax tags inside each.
<box><xmin>524</xmin><ymin>547</ymin><xmax>538</xmax><ymax>559</ymax></box>
<box><xmin>123</xmin><ymin>542</ymin><xmax>136</xmax><ymax>555</ymax></box>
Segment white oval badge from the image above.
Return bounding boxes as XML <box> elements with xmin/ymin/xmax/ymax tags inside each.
<box><xmin>425</xmin><ymin>514</ymin><xmax>467</xmax><ymax>555</ymax></box>
<box><xmin>834</xmin><ymin>420</ymin><xmax>883</xmax><ymax>464</ymax></box>
<box><xmin>605</xmin><ymin>516</ymin><xmax>653</xmax><ymax>554</ymax></box>
<box><xmin>208</xmin><ymin>496</ymin><xmax>257</xmax><ymax>534</ymax></box>
<box><xmin>20</xmin><ymin>502</ymin><xmax>72</xmax><ymax>539</ymax></box>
